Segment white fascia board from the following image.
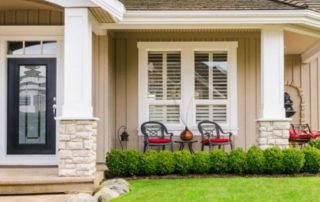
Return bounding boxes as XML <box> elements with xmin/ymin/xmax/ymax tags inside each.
<box><xmin>302</xmin><ymin>41</ymin><xmax>320</xmax><ymax>63</ymax></box>
<box><xmin>90</xmin><ymin>0</ymin><xmax>125</xmax><ymax>22</ymax></box>
<box><xmin>106</xmin><ymin>10</ymin><xmax>320</xmax><ymax>29</ymax></box>
<box><xmin>284</xmin><ymin>24</ymin><xmax>320</xmax><ymax>38</ymax></box>
<box><xmin>44</xmin><ymin>0</ymin><xmax>97</xmax><ymax>7</ymax></box>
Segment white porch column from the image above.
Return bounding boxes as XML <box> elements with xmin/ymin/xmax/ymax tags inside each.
<box><xmin>58</xmin><ymin>8</ymin><xmax>97</xmax><ymax>177</ymax></box>
<box><xmin>63</xmin><ymin>8</ymin><xmax>93</xmax><ymax>118</ymax></box>
<box><xmin>257</xmin><ymin>25</ymin><xmax>290</xmax><ymax>149</ymax></box>
<box><xmin>260</xmin><ymin>25</ymin><xmax>285</xmax><ymax>120</ymax></box>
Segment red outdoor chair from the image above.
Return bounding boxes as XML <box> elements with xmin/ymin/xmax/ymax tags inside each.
<box><xmin>289</xmin><ymin>124</ymin><xmax>320</xmax><ymax>146</ymax></box>
<box><xmin>198</xmin><ymin>121</ymin><xmax>233</xmax><ymax>151</ymax></box>
<box><xmin>141</xmin><ymin>121</ymin><xmax>174</xmax><ymax>152</ymax></box>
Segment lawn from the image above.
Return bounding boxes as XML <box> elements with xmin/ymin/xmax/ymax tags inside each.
<box><xmin>112</xmin><ymin>177</ymin><xmax>320</xmax><ymax>202</ymax></box>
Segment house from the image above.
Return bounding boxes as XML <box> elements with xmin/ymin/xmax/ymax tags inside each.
<box><xmin>1</xmin><ymin>0</ymin><xmax>320</xmax><ymax>180</ymax></box>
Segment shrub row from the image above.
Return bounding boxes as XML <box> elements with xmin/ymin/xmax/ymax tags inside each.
<box><xmin>105</xmin><ymin>146</ymin><xmax>320</xmax><ymax>177</ymax></box>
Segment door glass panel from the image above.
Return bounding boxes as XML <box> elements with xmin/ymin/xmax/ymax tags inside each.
<box><xmin>19</xmin><ymin>65</ymin><xmax>46</xmax><ymax>144</ymax></box>
<box><xmin>7</xmin><ymin>41</ymin><xmax>23</xmax><ymax>55</ymax></box>
<box><xmin>25</xmin><ymin>41</ymin><xmax>41</xmax><ymax>55</ymax></box>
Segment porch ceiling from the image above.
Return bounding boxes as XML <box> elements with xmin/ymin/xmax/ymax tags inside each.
<box><xmin>285</xmin><ymin>31</ymin><xmax>320</xmax><ymax>54</ymax></box>
<box><xmin>0</xmin><ymin>0</ymin><xmax>62</xmax><ymax>11</ymax></box>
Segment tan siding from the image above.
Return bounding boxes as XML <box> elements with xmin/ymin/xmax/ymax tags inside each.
<box><xmin>285</xmin><ymin>54</ymin><xmax>320</xmax><ymax>130</ymax></box>
<box><xmin>111</xmin><ymin>31</ymin><xmax>261</xmax><ymax>151</ymax></box>
<box><xmin>0</xmin><ymin>9</ymin><xmax>63</xmax><ymax>25</ymax></box>
<box><xmin>92</xmin><ymin>33</ymin><xmax>116</xmax><ymax>162</ymax></box>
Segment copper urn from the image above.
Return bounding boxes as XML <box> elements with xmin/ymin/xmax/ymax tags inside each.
<box><xmin>180</xmin><ymin>127</ymin><xmax>193</xmax><ymax>141</ymax></box>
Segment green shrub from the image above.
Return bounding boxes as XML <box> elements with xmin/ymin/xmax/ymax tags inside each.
<box><xmin>246</xmin><ymin>146</ymin><xmax>265</xmax><ymax>174</ymax></box>
<box><xmin>303</xmin><ymin>147</ymin><xmax>320</xmax><ymax>173</ymax></box>
<box><xmin>228</xmin><ymin>148</ymin><xmax>247</xmax><ymax>174</ymax></box>
<box><xmin>282</xmin><ymin>148</ymin><xmax>305</xmax><ymax>174</ymax></box>
<box><xmin>174</xmin><ymin>151</ymin><xmax>193</xmax><ymax>175</ymax></box>
<box><xmin>141</xmin><ymin>150</ymin><xmax>158</xmax><ymax>175</ymax></box>
<box><xmin>106</xmin><ymin>149</ymin><xmax>141</xmax><ymax>176</ymax></box>
<box><xmin>106</xmin><ymin>149</ymin><xmax>126</xmax><ymax>176</ymax></box>
<box><xmin>156</xmin><ymin>150</ymin><xmax>175</xmax><ymax>175</ymax></box>
<box><xmin>264</xmin><ymin>147</ymin><xmax>284</xmax><ymax>174</ymax></box>
<box><xmin>209</xmin><ymin>149</ymin><xmax>228</xmax><ymax>174</ymax></box>
<box><xmin>192</xmin><ymin>151</ymin><xmax>210</xmax><ymax>174</ymax></box>
<box><xmin>309</xmin><ymin>139</ymin><xmax>320</xmax><ymax>149</ymax></box>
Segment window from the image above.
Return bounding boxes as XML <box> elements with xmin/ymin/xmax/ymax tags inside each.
<box><xmin>138</xmin><ymin>42</ymin><xmax>238</xmax><ymax>133</ymax></box>
<box><xmin>147</xmin><ymin>52</ymin><xmax>181</xmax><ymax>124</ymax></box>
<box><xmin>7</xmin><ymin>41</ymin><xmax>57</xmax><ymax>55</ymax></box>
<box><xmin>195</xmin><ymin>52</ymin><xmax>228</xmax><ymax>124</ymax></box>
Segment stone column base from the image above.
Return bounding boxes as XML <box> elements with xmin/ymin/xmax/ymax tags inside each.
<box><xmin>257</xmin><ymin>119</ymin><xmax>290</xmax><ymax>149</ymax></box>
<box><xmin>58</xmin><ymin>119</ymin><xmax>97</xmax><ymax>177</ymax></box>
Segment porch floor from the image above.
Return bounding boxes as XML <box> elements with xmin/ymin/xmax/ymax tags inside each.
<box><xmin>0</xmin><ymin>165</ymin><xmax>105</xmax><ymax>195</ymax></box>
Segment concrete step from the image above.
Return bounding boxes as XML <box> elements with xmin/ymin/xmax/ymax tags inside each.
<box><xmin>0</xmin><ymin>166</ymin><xmax>105</xmax><ymax>195</ymax></box>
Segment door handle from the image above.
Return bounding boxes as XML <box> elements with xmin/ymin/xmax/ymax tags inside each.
<box><xmin>52</xmin><ymin>97</ymin><xmax>57</xmax><ymax>117</ymax></box>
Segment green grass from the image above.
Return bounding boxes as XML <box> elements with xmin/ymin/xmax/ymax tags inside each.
<box><xmin>112</xmin><ymin>177</ymin><xmax>320</xmax><ymax>202</ymax></box>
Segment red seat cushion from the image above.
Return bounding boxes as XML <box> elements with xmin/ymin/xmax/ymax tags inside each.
<box><xmin>311</xmin><ymin>132</ymin><xmax>320</xmax><ymax>139</ymax></box>
<box><xmin>289</xmin><ymin>128</ymin><xmax>311</xmax><ymax>140</ymax></box>
<box><xmin>148</xmin><ymin>138</ymin><xmax>171</xmax><ymax>143</ymax></box>
<box><xmin>202</xmin><ymin>138</ymin><xmax>230</xmax><ymax>144</ymax></box>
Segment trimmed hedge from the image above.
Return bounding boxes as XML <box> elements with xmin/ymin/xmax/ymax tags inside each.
<box><xmin>246</xmin><ymin>146</ymin><xmax>265</xmax><ymax>174</ymax></box>
<box><xmin>174</xmin><ymin>151</ymin><xmax>193</xmax><ymax>175</ymax></box>
<box><xmin>282</xmin><ymin>148</ymin><xmax>305</xmax><ymax>174</ymax></box>
<box><xmin>106</xmin><ymin>146</ymin><xmax>320</xmax><ymax>177</ymax></box>
<box><xmin>309</xmin><ymin>139</ymin><xmax>320</xmax><ymax>150</ymax></box>
<box><xmin>264</xmin><ymin>147</ymin><xmax>284</xmax><ymax>174</ymax></box>
<box><xmin>192</xmin><ymin>151</ymin><xmax>210</xmax><ymax>174</ymax></box>
<box><xmin>228</xmin><ymin>148</ymin><xmax>246</xmax><ymax>174</ymax></box>
<box><xmin>209</xmin><ymin>149</ymin><xmax>228</xmax><ymax>174</ymax></box>
<box><xmin>303</xmin><ymin>147</ymin><xmax>320</xmax><ymax>173</ymax></box>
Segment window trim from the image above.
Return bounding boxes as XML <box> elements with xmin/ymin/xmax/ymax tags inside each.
<box><xmin>138</xmin><ymin>42</ymin><xmax>238</xmax><ymax>134</ymax></box>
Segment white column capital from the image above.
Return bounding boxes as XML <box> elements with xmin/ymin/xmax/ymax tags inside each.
<box><xmin>260</xmin><ymin>25</ymin><xmax>286</xmax><ymax>120</ymax></box>
<box><xmin>62</xmin><ymin>8</ymin><xmax>93</xmax><ymax>119</ymax></box>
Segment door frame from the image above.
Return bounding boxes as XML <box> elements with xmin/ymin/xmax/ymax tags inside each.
<box><xmin>0</xmin><ymin>26</ymin><xmax>63</xmax><ymax>165</ymax></box>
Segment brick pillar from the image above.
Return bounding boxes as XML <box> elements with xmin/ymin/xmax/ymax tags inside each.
<box><xmin>58</xmin><ymin>119</ymin><xmax>97</xmax><ymax>177</ymax></box>
<box><xmin>257</xmin><ymin>120</ymin><xmax>290</xmax><ymax>149</ymax></box>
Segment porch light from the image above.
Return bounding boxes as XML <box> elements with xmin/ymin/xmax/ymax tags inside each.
<box><xmin>117</xmin><ymin>125</ymin><xmax>129</xmax><ymax>150</ymax></box>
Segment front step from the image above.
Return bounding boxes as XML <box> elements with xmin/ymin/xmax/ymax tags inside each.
<box><xmin>0</xmin><ymin>167</ymin><xmax>105</xmax><ymax>195</ymax></box>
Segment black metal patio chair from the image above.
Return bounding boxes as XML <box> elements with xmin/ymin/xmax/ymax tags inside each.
<box><xmin>198</xmin><ymin>121</ymin><xmax>233</xmax><ymax>151</ymax></box>
<box><xmin>140</xmin><ymin>121</ymin><xmax>174</xmax><ymax>152</ymax></box>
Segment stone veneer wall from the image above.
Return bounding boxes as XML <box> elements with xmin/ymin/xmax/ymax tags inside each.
<box><xmin>257</xmin><ymin>120</ymin><xmax>290</xmax><ymax>149</ymax></box>
<box><xmin>59</xmin><ymin>120</ymin><xmax>97</xmax><ymax>177</ymax></box>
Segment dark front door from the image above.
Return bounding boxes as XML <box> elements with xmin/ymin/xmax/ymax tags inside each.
<box><xmin>7</xmin><ymin>58</ymin><xmax>56</xmax><ymax>154</ymax></box>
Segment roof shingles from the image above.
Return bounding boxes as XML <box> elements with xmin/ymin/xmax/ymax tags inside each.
<box><xmin>120</xmin><ymin>0</ymin><xmax>306</xmax><ymax>11</ymax></box>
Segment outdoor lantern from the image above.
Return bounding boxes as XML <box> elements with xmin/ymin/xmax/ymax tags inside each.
<box><xmin>117</xmin><ymin>126</ymin><xmax>129</xmax><ymax>150</ymax></box>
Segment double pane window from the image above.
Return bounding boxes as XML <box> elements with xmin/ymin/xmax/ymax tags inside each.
<box><xmin>139</xmin><ymin>42</ymin><xmax>237</xmax><ymax>131</ymax></box>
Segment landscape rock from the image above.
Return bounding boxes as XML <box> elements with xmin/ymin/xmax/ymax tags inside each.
<box><xmin>94</xmin><ymin>187</ymin><xmax>120</xmax><ymax>202</ymax></box>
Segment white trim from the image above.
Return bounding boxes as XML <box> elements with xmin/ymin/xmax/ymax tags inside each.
<box><xmin>284</xmin><ymin>25</ymin><xmax>320</xmax><ymax>38</ymax></box>
<box><xmin>138</xmin><ymin>42</ymin><xmax>238</xmax><ymax>135</ymax></box>
<box><xmin>0</xmin><ymin>28</ymin><xmax>64</xmax><ymax>166</ymax></box>
<box><xmin>0</xmin><ymin>26</ymin><xmax>63</xmax><ymax>37</ymax></box>
<box><xmin>89</xmin><ymin>12</ymin><xmax>107</xmax><ymax>36</ymax></box>
<box><xmin>44</xmin><ymin>0</ymin><xmax>97</xmax><ymax>7</ymax></box>
<box><xmin>90</xmin><ymin>0</ymin><xmax>126</xmax><ymax>22</ymax></box>
<box><xmin>302</xmin><ymin>41</ymin><xmax>320</xmax><ymax>63</ymax></box>
<box><xmin>118</xmin><ymin>10</ymin><xmax>320</xmax><ymax>28</ymax></box>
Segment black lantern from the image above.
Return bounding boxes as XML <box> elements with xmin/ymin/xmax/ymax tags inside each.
<box><xmin>284</xmin><ymin>92</ymin><xmax>296</xmax><ymax>118</ymax></box>
<box><xmin>117</xmin><ymin>126</ymin><xmax>129</xmax><ymax>150</ymax></box>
